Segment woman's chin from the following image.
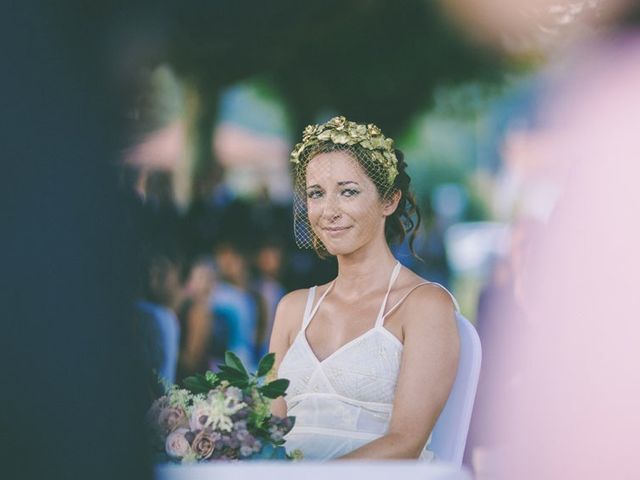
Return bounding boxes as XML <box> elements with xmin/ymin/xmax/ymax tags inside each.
<box><xmin>326</xmin><ymin>247</ymin><xmax>348</xmax><ymax>256</ymax></box>
<box><xmin>323</xmin><ymin>240</ymin><xmax>358</xmax><ymax>256</ymax></box>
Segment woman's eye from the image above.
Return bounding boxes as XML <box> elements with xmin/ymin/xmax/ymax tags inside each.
<box><xmin>341</xmin><ymin>188</ymin><xmax>359</xmax><ymax>197</ymax></box>
<box><xmin>307</xmin><ymin>190</ymin><xmax>323</xmax><ymax>199</ymax></box>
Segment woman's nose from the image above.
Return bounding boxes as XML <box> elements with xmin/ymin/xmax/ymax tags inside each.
<box><xmin>321</xmin><ymin>194</ymin><xmax>342</xmax><ymax>220</ymax></box>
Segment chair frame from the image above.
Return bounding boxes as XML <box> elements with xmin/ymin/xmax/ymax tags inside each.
<box><xmin>429</xmin><ymin>313</ymin><xmax>482</xmax><ymax>468</ymax></box>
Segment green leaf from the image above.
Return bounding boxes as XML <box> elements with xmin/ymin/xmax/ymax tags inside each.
<box><xmin>219</xmin><ymin>377</ymin><xmax>249</xmax><ymax>389</ymax></box>
<box><xmin>216</xmin><ymin>365</ymin><xmax>249</xmax><ymax>388</ymax></box>
<box><xmin>182</xmin><ymin>374</ymin><xmax>211</xmax><ymax>394</ymax></box>
<box><xmin>217</xmin><ymin>364</ymin><xmax>248</xmax><ymax>380</ymax></box>
<box><xmin>251</xmin><ymin>425</ymin><xmax>271</xmax><ymax>440</ymax></box>
<box><xmin>257</xmin><ymin>353</ymin><xmax>275</xmax><ymax>378</ymax></box>
<box><xmin>224</xmin><ymin>351</ymin><xmax>248</xmax><ymax>376</ymax></box>
<box><xmin>259</xmin><ymin>378</ymin><xmax>289</xmax><ymax>399</ymax></box>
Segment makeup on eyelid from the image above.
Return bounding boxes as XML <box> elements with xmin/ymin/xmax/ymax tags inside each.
<box><xmin>306</xmin><ymin>181</ymin><xmax>361</xmax><ymax>199</ymax></box>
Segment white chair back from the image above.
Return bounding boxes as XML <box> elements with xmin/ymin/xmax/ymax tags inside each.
<box><xmin>430</xmin><ymin>313</ymin><xmax>482</xmax><ymax>468</ymax></box>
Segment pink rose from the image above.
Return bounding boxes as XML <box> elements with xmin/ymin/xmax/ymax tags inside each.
<box><xmin>192</xmin><ymin>429</ymin><xmax>217</xmax><ymax>460</ymax></box>
<box><xmin>165</xmin><ymin>428</ymin><xmax>191</xmax><ymax>459</ymax></box>
<box><xmin>158</xmin><ymin>406</ymin><xmax>189</xmax><ymax>433</ymax></box>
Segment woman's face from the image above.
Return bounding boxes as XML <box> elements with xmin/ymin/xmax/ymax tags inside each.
<box><xmin>215</xmin><ymin>245</ymin><xmax>245</xmax><ymax>285</ymax></box>
<box><xmin>305</xmin><ymin>151</ymin><xmax>392</xmax><ymax>256</ymax></box>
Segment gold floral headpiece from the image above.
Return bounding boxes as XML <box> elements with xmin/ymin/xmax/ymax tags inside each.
<box><xmin>290</xmin><ymin>116</ymin><xmax>399</xmax><ymax>185</ymax></box>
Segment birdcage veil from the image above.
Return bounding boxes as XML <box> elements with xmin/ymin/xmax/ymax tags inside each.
<box><xmin>290</xmin><ymin>116</ymin><xmax>402</xmax><ymax>257</ymax></box>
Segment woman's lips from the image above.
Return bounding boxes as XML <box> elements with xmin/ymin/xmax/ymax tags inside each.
<box><xmin>322</xmin><ymin>226</ymin><xmax>352</xmax><ymax>236</ymax></box>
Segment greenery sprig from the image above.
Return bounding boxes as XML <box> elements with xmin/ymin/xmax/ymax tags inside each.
<box><xmin>182</xmin><ymin>352</ymin><xmax>289</xmax><ymax>400</ymax></box>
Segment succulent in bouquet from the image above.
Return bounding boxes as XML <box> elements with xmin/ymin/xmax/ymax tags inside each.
<box><xmin>145</xmin><ymin>352</ymin><xmax>300</xmax><ymax>462</ymax></box>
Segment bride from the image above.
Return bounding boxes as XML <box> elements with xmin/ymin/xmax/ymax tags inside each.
<box><xmin>269</xmin><ymin>116</ymin><xmax>459</xmax><ymax>460</ymax></box>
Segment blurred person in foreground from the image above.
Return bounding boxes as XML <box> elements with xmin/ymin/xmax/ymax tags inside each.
<box><xmin>1</xmin><ymin>2</ymin><xmax>154</xmax><ymax>479</ymax></box>
<box><xmin>270</xmin><ymin>116</ymin><xmax>461</xmax><ymax>460</ymax></box>
<box><xmin>500</xmin><ymin>36</ymin><xmax>640</xmax><ymax>480</ymax></box>
<box><xmin>465</xmin><ymin>219</ymin><xmax>536</xmax><ymax>472</ymax></box>
<box><xmin>443</xmin><ymin>1</ymin><xmax>640</xmax><ymax>478</ymax></box>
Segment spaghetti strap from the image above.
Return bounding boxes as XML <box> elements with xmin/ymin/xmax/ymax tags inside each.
<box><xmin>427</xmin><ymin>282</ymin><xmax>461</xmax><ymax>312</ymax></box>
<box><xmin>302</xmin><ymin>282</ymin><xmax>335</xmax><ymax>331</ymax></box>
<box><xmin>301</xmin><ymin>286</ymin><xmax>317</xmax><ymax>330</ymax></box>
<box><xmin>374</xmin><ymin>261</ymin><xmax>403</xmax><ymax>327</ymax></box>
<box><xmin>379</xmin><ymin>281</ymin><xmax>461</xmax><ymax>325</ymax></box>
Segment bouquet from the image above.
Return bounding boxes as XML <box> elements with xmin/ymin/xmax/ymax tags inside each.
<box><xmin>145</xmin><ymin>352</ymin><xmax>298</xmax><ymax>462</ymax></box>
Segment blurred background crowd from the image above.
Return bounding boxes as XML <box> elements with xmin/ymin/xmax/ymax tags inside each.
<box><xmin>5</xmin><ymin>1</ymin><xmax>640</xmax><ymax>479</ymax></box>
<box><xmin>125</xmin><ymin>1</ymin><xmax>511</xmax><ymax>386</ymax></box>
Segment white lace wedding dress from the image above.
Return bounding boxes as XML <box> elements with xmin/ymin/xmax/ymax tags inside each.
<box><xmin>278</xmin><ymin>261</ymin><xmax>456</xmax><ymax>461</ymax></box>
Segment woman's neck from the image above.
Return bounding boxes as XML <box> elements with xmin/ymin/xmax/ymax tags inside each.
<box><xmin>333</xmin><ymin>243</ymin><xmax>398</xmax><ymax>299</ymax></box>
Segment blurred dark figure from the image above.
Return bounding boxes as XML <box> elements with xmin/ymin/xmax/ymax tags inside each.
<box><xmin>252</xmin><ymin>239</ymin><xmax>287</xmax><ymax>359</ymax></box>
<box><xmin>282</xmin><ymin>249</ymin><xmax>338</xmax><ymax>291</ymax></box>
<box><xmin>176</xmin><ymin>258</ymin><xmax>216</xmax><ymax>380</ymax></box>
<box><xmin>134</xmin><ymin>250</ymin><xmax>184</xmax><ymax>389</ymax></box>
<box><xmin>211</xmin><ymin>241</ymin><xmax>266</xmax><ymax>370</ymax></box>
<box><xmin>143</xmin><ymin>170</ymin><xmax>183</xmax><ymax>244</ymax></box>
<box><xmin>183</xmin><ymin>174</ymin><xmax>240</xmax><ymax>259</ymax></box>
<box><xmin>248</xmin><ymin>185</ymin><xmax>293</xmax><ymax>247</ymax></box>
<box><xmin>0</xmin><ymin>2</ymin><xmax>155</xmax><ymax>479</ymax></box>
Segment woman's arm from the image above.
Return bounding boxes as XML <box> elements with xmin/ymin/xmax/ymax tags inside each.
<box><xmin>340</xmin><ymin>285</ymin><xmax>460</xmax><ymax>459</ymax></box>
<box><xmin>268</xmin><ymin>289</ymin><xmax>307</xmax><ymax>418</ymax></box>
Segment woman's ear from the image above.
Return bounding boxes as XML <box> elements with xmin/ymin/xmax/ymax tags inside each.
<box><xmin>382</xmin><ymin>190</ymin><xmax>401</xmax><ymax>216</ymax></box>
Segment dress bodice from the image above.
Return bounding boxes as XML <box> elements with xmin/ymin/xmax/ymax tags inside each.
<box><xmin>278</xmin><ymin>262</ymin><xmax>455</xmax><ymax>460</ymax></box>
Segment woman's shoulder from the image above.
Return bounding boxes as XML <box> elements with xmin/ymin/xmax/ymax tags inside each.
<box><xmin>270</xmin><ymin>289</ymin><xmax>309</xmax><ymax>346</ymax></box>
<box><xmin>396</xmin><ymin>268</ymin><xmax>458</xmax><ymax>322</ymax></box>
<box><xmin>275</xmin><ymin>281</ymin><xmax>334</xmax><ymax>328</ymax></box>
<box><xmin>277</xmin><ymin>288</ymin><xmax>310</xmax><ymax>313</ymax></box>
<box><xmin>277</xmin><ymin>279</ymin><xmax>334</xmax><ymax>308</ymax></box>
